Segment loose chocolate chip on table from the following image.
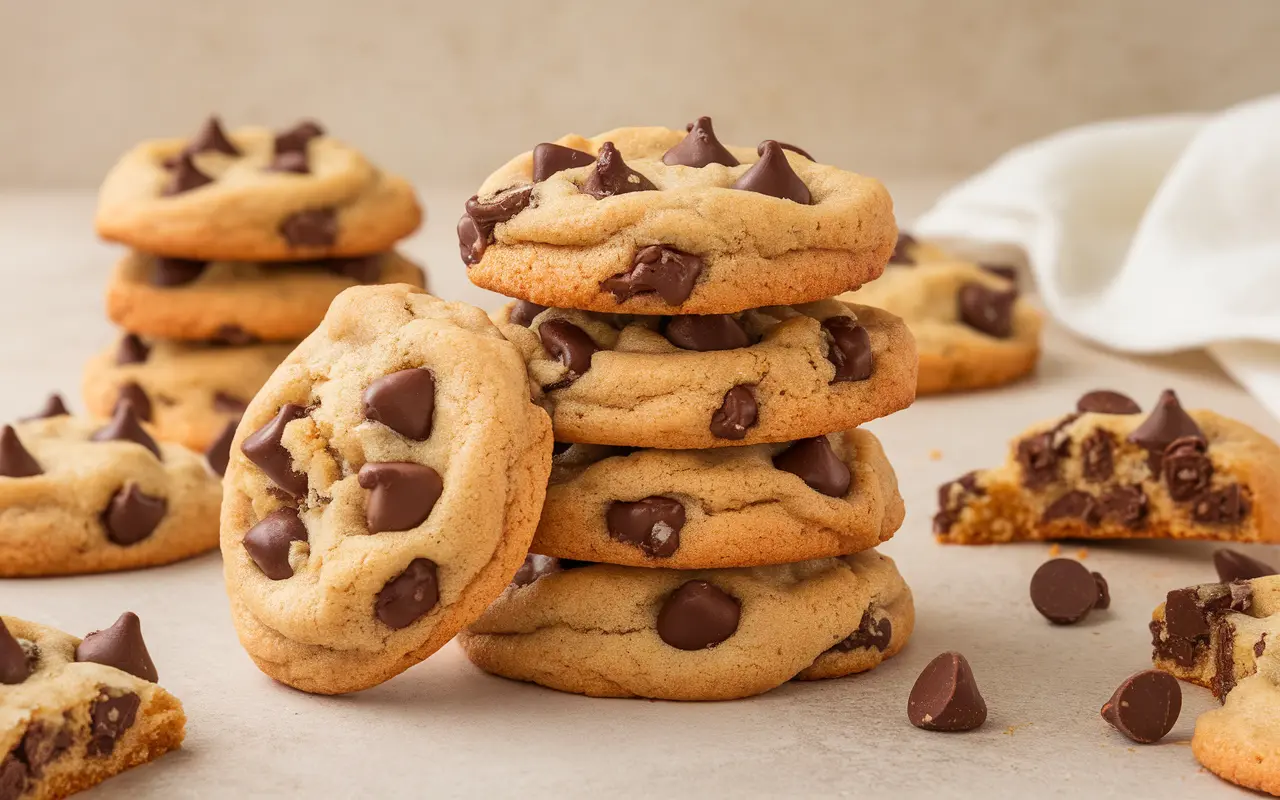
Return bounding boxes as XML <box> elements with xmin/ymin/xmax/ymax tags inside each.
<box><xmin>538</xmin><ymin>320</ymin><xmax>599</xmax><ymax>383</ymax></box>
<box><xmin>241</xmin><ymin>403</ymin><xmax>309</xmax><ymax>498</ymax></box>
<box><xmin>512</xmin><ymin>554</ymin><xmax>563</xmax><ymax>588</ymax></box>
<box><xmin>908</xmin><ymin>652</ymin><xmax>988</xmax><ymax>732</ymax></box>
<box><xmin>1127</xmin><ymin>389</ymin><xmax>1204</xmax><ymax>473</ymax></box>
<box><xmin>831</xmin><ymin>610</ymin><xmax>892</xmax><ymax>653</ymax></box>
<box><xmin>532</xmin><ymin>142</ymin><xmax>595</xmax><ymax>182</ymax></box>
<box><xmin>1098</xmin><ymin>485</ymin><xmax>1148</xmax><ymax>527</ymax></box>
<box><xmin>1094</xmin><ymin>572</ymin><xmax>1111</xmax><ymax>610</ymax></box>
<box><xmin>822</xmin><ymin>317</ymin><xmax>873</xmax><ymax>382</ymax></box>
<box><xmin>1041</xmin><ymin>490</ymin><xmax>1098</xmax><ymax>524</ymax></box>
<box><xmin>358</xmin><ymin>462</ymin><xmax>444</xmax><ymax>534</ymax></box>
<box><xmin>151</xmin><ymin>256</ymin><xmax>207</xmax><ymax>287</ymax></box>
<box><xmin>87</xmin><ymin>692</ymin><xmax>140</xmax><ymax>757</ymax></box>
<box><xmin>113</xmin><ymin>382</ymin><xmax>153</xmax><ymax>423</ymax></box>
<box><xmin>205</xmin><ymin>419</ymin><xmax>237</xmax><ymax>477</ymax></box>
<box><xmin>115</xmin><ymin>334</ymin><xmax>150</xmax><ymax>366</ymax></box>
<box><xmin>776</xmin><ymin>141</ymin><xmax>815</xmax><ymax>161</ymax></box>
<box><xmin>163</xmin><ymin>153</ymin><xmax>214</xmax><ymax>196</ymax></box>
<box><xmin>662</xmin><ymin>116</ymin><xmax>740</xmax><ymax>168</ymax></box>
<box><xmin>890</xmin><ymin>232</ymin><xmax>917</xmax><ymax>265</ymax></box>
<box><xmin>185</xmin><ymin>115</ymin><xmax>241</xmax><ymax>157</ymax></box>
<box><xmin>1016</xmin><ymin>432</ymin><xmax>1060</xmax><ymax>489</ymax></box>
<box><xmin>606</xmin><ymin>497</ymin><xmax>685</xmax><ymax>557</ymax></box>
<box><xmin>601</xmin><ymin>246</ymin><xmax>704</xmax><ymax>305</ymax></box>
<box><xmin>710</xmin><ymin>385</ymin><xmax>758</xmax><ymax>440</ymax></box>
<box><xmin>91</xmin><ymin>401</ymin><xmax>161</xmax><ymax>459</ymax></box>
<box><xmin>581</xmin><ymin>142</ymin><xmax>657</xmax><ymax>199</ymax></box>
<box><xmin>457</xmin><ymin>214</ymin><xmax>487</xmax><ymax>266</ymax></box>
<box><xmin>663</xmin><ymin>314</ymin><xmax>751</xmax><ymax>351</ymax></box>
<box><xmin>957</xmin><ymin>282</ymin><xmax>1017</xmax><ymax>338</ymax></box>
<box><xmin>363</xmin><ymin>369</ymin><xmax>436</xmax><ymax>441</ymax></box>
<box><xmin>266</xmin><ymin>150</ymin><xmax>309</xmax><ymax>175</ymax></box>
<box><xmin>376</xmin><ymin>558</ymin><xmax>440</xmax><ymax>629</ymax></box>
<box><xmin>0</xmin><ymin>426</ymin><xmax>41</xmax><ymax>479</ymax></box>
<box><xmin>212</xmin><ymin>392</ymin><xmax>248</xmax><ymax>415</ymax></box>
<box><xmin>279</xmin><ymin>208</ymin><xmax>337</xmax><ymax>248</ymax></box>
<box><xmin>1214</xmin><ymin>548</ymin><xmax>1277</xmax><ymax>582</ymax></box>
<box><xmin>979</xmin><ymin>263</ymin><xmax>1018</xmax><ymax>282</ymax></box>
<box><xmin>1101</xmin><ymin>670</ymin><xmax>1181</xmax><ymax>744</ymax></box>
<box><xmin>1162</xmin><ymin>436</ymin><xmax>1213</xmax><ymax>501</ymax></box>
<box><xmin>102</xmin><ymin>484</ymin><xmax>167</xmax><ymax>546</ymax></box>
<box><xmin>242</xmin><ymin>508</ymin><xmax>309</xmax><ymax>580</ymax></box>
<box><xmin>274</xmin><ymin>120</ymin><xmax>324</xmax><ymax>155</ymax></box>
<box><xmin>1192</xmin><ymin>485</ymin><xmax>1250</xmax><ymax>525</ymax></box>
<box><xmin>327</xmin><ymin>255</ymin><xmax>382</xmax><ymax>284</ymax></box>
<box><xmin>731</xmin><ymin>140</ymin><xmax>812</xmax><ymax>204</ymax></box>
<box><xmin>1030</xmin><ymin>558</ymin><xmax>1101</xmax><ymax>624</ymax></box>
<box><xmin>773</xmin><ymin>436</ymin><xmax>852</xmax><ymax>497</ymax></box>
<box><xmin>508</xmin><ymin>300</ymin><xmax>549</xmax><ymax>328</ymax></box>
<box><xmin>75</xmin><ymin>612</ymin><xmax>158</xmax><ymax>682</ymax></box>
<box><xmin>23</xmin><ymin>394</ymin><xmax>69</xmax><ymax>421</ymax></box>
<box><xmin>657</xmin><ymin>580</ymin><xmax>741</xmax><ymax>650</ymax></box>
<box><xmin>0</xmin><ymin>619</ymin><xmax>32</xmax><ymax>684</ymax></box>
<box><xmin>210</xmin><ymin>324</ymin><xmax>259</xmax><ymax>347</ymax></box>
<box><xmin>1080</xmin><ymin>429</ymin><xmax>1115</xmax><ymax>483</ymax></box>
<box><xmin>1076</xmin><ymin>390</ymin><xmax>1141</xmax><ymax>415</ymax></box>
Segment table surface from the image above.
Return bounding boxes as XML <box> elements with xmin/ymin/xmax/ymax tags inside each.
<box><xmin>0</xmin><ymin>186</ymin><xmax>1275</xmax><ymax>799</ymax></box>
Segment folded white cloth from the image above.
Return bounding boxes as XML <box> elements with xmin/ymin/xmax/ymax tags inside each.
<box><xmin>914</xmin><ymin>94</ymin><xmax>1280</xmax><ymax>421</ymax></box>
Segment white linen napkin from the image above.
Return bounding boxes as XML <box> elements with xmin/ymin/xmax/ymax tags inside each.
<box><xmin>913</xmin><ymin>94</ymin><xmax>1280</xmax><ymax>421</ymax></box>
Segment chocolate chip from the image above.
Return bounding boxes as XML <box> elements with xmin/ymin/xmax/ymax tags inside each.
<box><xmin>466</xmin><ymin>188</ymin><xmax>533</xmax><ymax>228</ymax></box>
<box><xmin>242</xmin><ymin>508</ymin><xmax>308</xmax><ymax>580</ymax></box>
<box><xmin>581</xmin><ymin>142</ymin><xmax>656</xmax><ymax>199</ymax></box>
<box><xmin>19</xmin><ymin>722</ymin><xmax>71</xmax><ymax>778</ymax></box>
<box><xmin>830</xmin><ymin>611</ymin><xmax>891</xmax><ymax>653</ymax></box>
<box><xmin>663</xmin><ymin>314</ymin><xmax>750</xmax><ymax>351</ymax></box>
<box><xmin>1163</xmin><ymin>436</ymin><xmax>1213</xmax><ymax>502</ymax></box>
<box><xmin>0</xmin><ymin>754</ymin><xmax>25</xmax><ymax>797</ymax></box>
<box><xmin>1076</xmin><ymin>390</ymin><xmax>1141</xmax><ymax>415</ymax></box>
<box><xmin>457</xmin><ymin>215</ymin><xmax>487</xmax><ymax>266</ymax></box>
<box><xmin>1094</xmin><ymin>572</ymin><xmax>1111</xmax><ymax>609</ymax></box>
<box><xmin>358</xmin><ymin>462</ymin><xmax>443</xmax><ymax>534</ymax></box>
<box><xmin>209</xmin><ymin>392</ymin><xmax>247</xmax><ymax>415</ymax></box>
<box><xmin>1257</xmin><ymin>633</ymin><xmax>1268</xmax><ymax>658</ymax></box>
<box><xmin>933</xmin><ymin>472</ymin><xmax>982</xmax><ymax>534</ymax></box>
<box><xmin>776</xmin><ymin>142</ymin><xmax>815</xmax><ymax>161</ymax></box>
<box><xmin>509</xmin><ymin>300</ymin><xmax>548</xmax><ymax>327</ymax></box>
<box><xmin>822</xmin><ymin>317</ymin><xmax>873</xmax><ymax>382</ymax></box>
<box><xmin>731</xmin><ymin>140</ymin><xmax>811</xmax><ymax>203</ymax></box>
<box><xmin>1164</xmin><ymin>588</ymin><xmax>1212</xmax><ymax>641</ymax></box>
<box><xmin>151</xmin><ymin>257</ymin><xmax>207</xmax><ymax>287</ymax></box>
<box><xmin>1127</xmin><ymin>389</ymin><xmax>1204</xmax><ymax>473</ymax></box>
<box><xmin>115</xmin><ymin>335</ymin><xmax>150</xmax><ymax>366</ymax></box>
<box><xmin>1098</xmin><ymin>485</ymin><xmax>1148</xmax><ymax>527</ymax></box>
<box><xmin>0</xmin><ymin>620</ymin><xmax>31</xmax><ymax>685</ymax></box>
<box><xmin>773</xmin><ymin>436</ymin><xmax>852</xmax><ymax>497</ymax></box>
<box><xmin>240</xmin><ymin>403</ymin><xmax>308</xmax><ymax>498</ymax></box>
<box><xmin>538</xmin><ymin>319</ymin><xmax>599</xmax><ymax>383</ymax></box>
<box><xmin>532</xmin><ymin>142</ymin><xmax>595</xmax><ymax>182</ymax></box>
<box><xmin>1101</xmin><ymin>670</ymin><xmax>1181</xmax><ymax>744</ymax></box>
<box><xmin>23</xmin><ymin>394</ymin><xmax>68</xmax><ymax>421</ymax></box>
<box><xmin>266</xmin><ymin>150</ymin><xmax>309</xmax><ymax>174</ymax></box>
<box><xmin>274</xmin><ymin>120</ymin><xmax>324</xmax><ymax>155</ymax></box>
<box><xmin>163</xmin><ymin>152</ymin><xmax>213</xmax><ymax>195</ymax></box>
<box><xmin>1151</xmin><ymin>618</ymin><xmax>1196</xmax><ymax>668</ymax></box>
<box><xmin>1041</xmin><ymin>490</ymin><xmax>1098</xmax><ymax>524</ymax></box>
<box><xmin>102</xmin><ymin>484</ymin><xmax>167</xmax><ymax>546</ymax></box>
<box><xmin>957</xmin><ymin>282</ymin><xmax>1017</xmax><ymax>338</ymax></box>
<box><xmin>186</xmin><ymin>115</ymin><xmax>240</xmax><ymax>157</ymax></box>
<box><xmin>601</xmin><ymin>246</ymin><xmax>704</xmax><ymax>305</ymax></box>
<box><xmin>363</xmin><ymin>369</ymin><xmax>435</xmax><ymax>441</ymax></box>
<box><xmin>327</xmin><ymin>256</ymin><xmax>382</xmax><ymax>283</ymax></box>
<box><xmin>91</xmin><ymin>401</ymin><xmax>160</xmax><ymax>459</ymax></box>
<box><xmin>210</xmin><ymin>324</ymin><xmax>260</xmax><ymax>347</ymax></box>
<box><xmin>1080</xmin><ymin>429</ymin><xmax>1115</xmax><ymax>483</ymax></box>
<box><xmin>0</xmin><ymin>426</ymin><xmax>41</xmax><ymax>479</ymax></box>
<box><xmin>907</xmin><ymin>652</ymin><xmax>987</xmax><ymax>732</ymax></box>
<box><xmin>87</xmin><ymin>692</ymin><xmax>139</xmax><ymax>757</ymax></box>
<box><xmin>512</xmin><ymin>554</ymin><xmax>564</xmax><ymax>587</ymax></box>
<box><xmin>980</xmin><ymin>263</ymin><xmax>1018</xmax><ymax>282</ymax></box>
<box><xmin>375</xmin><ymin>558</ymin><xmax>440</xmax><ymax>629</ymax></box>
<box><xmin>662</xmin><ymin>117</ymin><xmax>740</xmax><ymax>168</ymax></box>
<box><xmin>205</xmin><ymin>420</ymin><xmax>237</xmax><ymax>477</ymax></box>
<box><xmin>606</xmin><ymin>497</ymin><xmax>685</xmax><ymax>557</ymax></box>
<box><xmin>657</xmin><ymin>581</ymin><xmax>740</xmax><ymax>650</ymax></box>
<box><xmin>1030</xmin><ymin>558</ymin><xmax>1100</xmax><ymax>624</ymax></box>
<box><xmin>1016</xmin><ymin>432</ymin><xmax>1060</xmax><ymax>489</ymax></box>
<box><xmin>1192</xmin><ymin>485</ymin><xmax>1249</xmax><ymax>525</ymax></box>
<box><xmin>75</xmin><ymin>612</ymin><xmax>158</xmax><ymax>682</ymax></box>
<box><xmin>710</xmin><ymin>385</ymin><xmax>758</xmax><ymax>440</ymax></box>
<box><xmin>890</xmin><ymin>232</ymin><xmax>917</xmax><ymax>265</ymax></box>
<box><xmin>112</xmin><ymin>382</ymin><xmax>153</xmax><ymax>423</ymax></box>
<box><xmin>279</xmin><ymin>209</ymin><xmax>337</xmax><ymax>248</ymax></box>
<box><xmin>1212</xmin><ymin>616</ymin><xmax>1238</xmax><ymax>699</ymax></box>
<box><xmin>1214</xmin><ymin>549</ymin><xmax>1277</xmax><ymax>582</ymax></box>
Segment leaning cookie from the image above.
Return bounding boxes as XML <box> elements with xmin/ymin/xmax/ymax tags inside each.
<box><xmin>1192</xmin><ymin>658</ymin><xmax>1280</xmax><ymax>796</ymax></box>
<box><xmin>496</xmin><ymin>299</ymin><xmax>916</xmax><ymax>449</ymax></box>
<box><xmin>458</xmin><ymin>549</ymin><xmax>913</xmax><ymax>701</ymax></box>
<box><xmin>221</xmin><ymin>284</ymin><xmax>552</xmax><ymax>695</ymax></box>
<box><xmin>535</xmin><ymin>429</ymin><xmax>903</xmax><ymax>569</ymax></box>
<box><xmin>461</xmin><ymin>118</ymin><xmax>896</xmax><ymax>314</ymax></box>
<box><xmin>106</xmin><ymin>250</ymin><xmax>426</xmax><ymax>342</ymax></box>
<box><xmin>96</xmin><ymin>116</ymin><xmax>422</xmax><ymax>261</ymax></box>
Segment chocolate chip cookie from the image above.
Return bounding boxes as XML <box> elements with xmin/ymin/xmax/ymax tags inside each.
<box><xmin>0</xmin><ymin>614</ymin><xmax>185</xmax><ymax>799</ymax></box>
<box><xmin>535</xmin><ymin>429</ymin><xmax>903</xmax><ymax>568</ymax></box>
<box><xmin>458</xmin><ymin>549</ymin><xmax>913</xmax><ymax>701</ymax></box>
<box><xmin>220</xmin><ymin>284</ymin><xmax>553</xmax><ymax>694</ymax></box>
<box><xmin>96</xmin><ymin>116</ymin><xmax>422</xmax><ymax>261</ymax></box>
<box><xmin>105</xmin><ymin>250</ymin><xmax>426</xmax><ymax>342</ymax></box>
<box><xmin>934</xmin><ymin>389</ymin><xmax>1280</xmax><ymax>544</ymax></box>
<box><xmin>496</xmin><ymin>298</ymin><xmax>917</xmax><ymax>449</ymax></box>
<box><xmin>460</xmin><ymin>119</ymin><xmax>896</xmax><ymax>314</ymax></box>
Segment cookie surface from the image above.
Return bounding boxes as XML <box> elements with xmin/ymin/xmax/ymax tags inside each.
<box><xmin>83</xmin><ymin>335</ymin><xmax>295</xmax><ymax>451</ymax></box>
<box><xmin>458</xmin><ymin>549</ymin><xmax>913</xmax><ymax>701</ymax></box>
<box><xmin>105</xmin><ymin>251</ymin><xmax>426</xmax><ymax>342</ymax></box>
<box><xmin>461</xmin><ymin>122</ymin><xmax>896</xmax><ymax>314</ymax></box>
<box><xmin>96</xmin><ymin>117</ymin><xmax>422</xmax><ymax>261</ymax></box>
<box><xmin>497</xmin><ymin>299</ymin><xmax>917</xmax><ymax>449</ymax></box>
<box><xmin>535</xmin><ymin>429</ymin><xmax>903</xmax><ymax>568</ymax></box>
<box><xmin>1193</xmin><ymin>664</ymin><xmax>1280</xmax><ymax>796</ymax></box>
<box><xmin>0</xmin><ymin>411</ymin><xmax>221</xmax><ymax>576</ymax></box>
<box><xmin>934</xmin><ymin>390</ymin><xmax>1280</xmax><ymax>544</ymax></box>
<box><xmin>221</xmin><ymin>284</ymin><xmax>552</xmax><ymax>694</ymax></box>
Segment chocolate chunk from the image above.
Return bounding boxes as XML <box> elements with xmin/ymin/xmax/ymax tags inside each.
<box><xmin>23</xmin><ymin>394</ymin><xmax>68</xmax><ymax>421</ymax></box>
<box><xmin>327</xmin><ymin>255</ymin><xmax>382</xmax><ymax>283</ymax></box>
<box><xmin>186</xmin><ymin>115</ymin><xmax>240</xmax><ymax>157</ymax></box>
<box><xmin>75</xmin><ymin>612</ymin><xmax>157</xmax><ymax>682</ymax></box>
<box><xmin>657</xmin><ymin>581</ymin><xmax>740</xmax><ymax>650</ymax></box>
<box><xmin>933</xmin><ymin>472</ymin><xmax>982</xmax><ymax>533</ymax></box>
<box><xmin>102</xmin><ymin>484</ymin><xmax>167</xmax><ymax>546</ymax></box>
<box><xmin>957</xmin><ymin>283</ymin><xmax>1017</xmax><ymax>338</ymax></box>
<box><xmin>0</xmin><ymin>619</ymin><xmax>32</xmax><ymax>684</ymax></box>
<box><xmin>1164</xmin><ymin>588</ymin><xmax>1213</xmax><ymax>642</ymax></box>
<box><xmin>163</xmin><ymin>153</ymin><xmax>213</xmax><ymax>195</ymax></box>
<box><xmin>279</xmin><ymin>209</ymin><xmax>337</xmax><ymax>248</ymax></box>
<box><xmin>205</xmin><ymin>420</ymin><xmax>237</xmax><ymax>477</ymax></box>
<box><xmin>1016</xmin><ymin>432</ymin><xmax>1060</xmax><ymax>489</ymax></box>
<box><xmin>710</xmin><ymin>385</ymin><xmax>758</xmax><ymax>440</ymax></box>
<box><xmin>601</xmin><ymin>246</ymin><xmax>704</xmax><ymax>305</ymax></box>
<box><xmin>209</xmin><ymin>324</ymin><xmax>259</xmax><ymax>347</ymax></box>
<box><xmin>979</xmin><ymin>263</ymin><xmax>1018</xmax><ymax>282</ymax></box>
<box><xmin>242</xmin><ymin>508</ymin><xmax>308</xmax><ymax>580</ymax></box>
<box><xmin>375</xmin><ymin>558</ymin><xmax>440</xmax><ymax>629</ymax></box>
<box><xmin>91</xmin><ymin>401</ymin><xmax>160</xmax><ymax>459</ymax></box>
<box><xmin>1163</xmin><ymin>436</ymin><xmax>1213</xmax><ymax>501</ymax></box>
<box><xmin>776</xmin><ymin>142</ymin><xmax>815</xmax><ymax>161</ymax></box>
<box><xmin>822</xmin><ymin>317</ymin><xmax>873</xmax><ymax>382</ymax></box>
<box><xmin>581</xmin><ymin>142</ymin><xmax>656</xmax><ymax>199</ymax></box>
<box><xmin>457</xmin><ymin>214</ymin><xmax>487</xmax><ymax>266</ymax></box>
<box><xmin>0</xmin><ymin>426</ymin><xmax>41</xmax><ymax>479</ymax></box>
<box><xmin>240</xmin><ymin>403</ymin><xmax>308</xmax><ymax>497</ymax></box>
<box><xmin>512</xmin><ymin>554</ymin><xmax>564</xmax><ymax>587</ymax></box>
<box><xmin>1192</xmin><ymin>485</ymin><xmax>1250</xmax><ymax>525</ymax></box>
<box><xmin>731</xmin><ymin>140</ymin><xmax>811</xmax><ymax>203</ymax></box>
<box><xmin>1094</xmin><ymin>572</ymin><xmax>1111</xmax><ymax>610</ymax></box>
<box><xmin>1098</xmin><ymin>485</ymin><xmax>1148</xmax><ymax>527</ymax></box>
<box><xmin>663</xmin><ymin>314</ymin><xmax>751</xmax><ymax>351</ymax></box>
<box><xmin>115</xmin><ymin>334</ymin><xmax>150</xmax><ymax>365</ymax></box>
<box><xmin>1127</xmin><ymin>389</ymin><xmax>1204</xmax><ymax>473</ymax></box>
<box><xmin>509</xmin><ymin>300</ymin><xmax>548</xmax><ymax>327</ymax></box>
<box><xmin>1212</xmin><ymin>617</ymin><xmax>1238</xmax><ymax>699</ymax></box>
<box><xmin>538</xmin><ymin>319</ymin><xmax>599</xmax><ymax>383</ymax></box>
<box><xmin>1076</xmin><ymin>390</ymin><xmax>1141</xmax><ymax>415</ymax></box>
<box><xmin>532</xmin><ymin>143</ymin><xmax>595</xmax><ymax>182</ymax></box>
<box><xmin>830</xmin><ymin>611</ymin><xmax>891</xmax><ymax>653</ymax></box>
<box><xmin>151</xmin><ymin>257</ymin><xmax>206</xmax><ymax>287</ymax></box>
<box><xmin>19</xmin><ymin>722</ymin><xmax>71</xmax><ymax>778</ymax></box>
<box><xmin>1101</xmin><ymin>670</ymin><xmax>1182</xmax><ymax>744</ymax></box>
<box><xmin>358</xmin><ymin>462</ymin><xmax>444</xmax><ymax>534</ymax></box>
<box><xmin>266</xmin><ymin>150</ymin><xmax>310</xmax><ymax>174</ymax></box>
<box><xmin>362</xmin><ymin>369</ymin><xmax>435</xmax><ymax>440</ymax></box>
<box><xmin>890</xmin><ymin>232</ymin><xmax>917</xmax><ymax>265</ymax></box>
<box><xmin>1151</xmin><ymin>618</ymin><xmax>1196</xmax><ymax>668</ymax></box>
<box><xmin>773</xmin><ymin>436</ymin><xmax>852</xmax><ymax>497</ymax></box>
<box><xmin>662</xmin><ymin>117</ymin><xmax>740</xmax><ymax>168</ymax></box>
<box><xmin>1080</xmin><ymin>429</ymin><xmax>1115</xmax><ymax>483</ymax></box>
<box><xmin>1214</xmin><ymin>549</ymin><xmax>1277</xmax><ymax>582</ymax></box>
<box><xmin>274</xmin><ymin>120</ymin><xmax>324</xmax><ymax>155</ymax></box>
<box><xmin>606</xmin><ymin>497</ymin><xmax>685</xmax><ymax>557</ymax></box>
<box><xmin>87</xmin><ymin>692</ymin><xmax>139</xmax><ymax>757</ymax></box>
<box><xmin>1030</xmin><ymin>558</ymin><xmax>1100</xmax><ymax>624</ymax></box>
<box><xmin>907</xmin><ymin>652</ymin><xmax>987</xmax><ymax>732</ymax></box>
<box><xmin>1041</xmin><ymin>490</ymin><xmax>1098</xmax><ymax>524</ymax></box>
<box><xmin>113</xmin><ymin>382</ymin><xmax>153</xmax><ymax>423</ymax></box>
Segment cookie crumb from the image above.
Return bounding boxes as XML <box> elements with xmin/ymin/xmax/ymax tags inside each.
<box><xmin>1048</xmin><ymin>544</ymin><xmax>1061</xmax><ymax>557</ymax></box>
<box><xmin>1076</xmin><ymin>548</ymin><xmax>1089</xmax><ymax>560</ymax></box>
<box><xmin>929</xmin><ymin>449</ymin><xmax>943</xmax><ymax>461</ymax></box>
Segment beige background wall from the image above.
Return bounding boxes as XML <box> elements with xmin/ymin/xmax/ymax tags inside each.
<box><xmin>2</xmin><ymin>0</ymin><xmax>1279</xmax><ymax>188</ymax></box>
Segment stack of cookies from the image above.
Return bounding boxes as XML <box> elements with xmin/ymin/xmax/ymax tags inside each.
<box><xmin>453</xmin><ymin>119</ymin><xmax>921</xmax><ymax>700</ymax></box>
<box><xmin>85</xmin><ymin>116</ymin><xmax>426</xmax><ymax>470</ymax></box>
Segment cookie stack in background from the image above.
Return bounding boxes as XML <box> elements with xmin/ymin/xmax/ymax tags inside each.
<box><xmin>453</xmin><ymin>120</ymin><xmax>922</xmax><ymax>700</ymax></box>
<box><xmin>84</xmin><ymin>116</ymin><xmax>426</xmax><ymax>470</ymax></box>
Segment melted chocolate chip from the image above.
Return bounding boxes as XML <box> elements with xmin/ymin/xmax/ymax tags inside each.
<box><xmin>1098</xmin><ymin>485</ymin><xmax>1148</xmax><ymax>527</ymax></box>
<box><xmin>957</xmin><ymin>283</ymin><xmax>1017</xmax><ymax>338</ymax></box>
<box><xmin>327</xmin><ymin>255</ymin><xmax>383</xmax><ymax>283</ymax></box>
<box><xmin>1041</xmin><ymin>491</ymin><xmax>1098</xmax><ymax>524</ymax></box>
<box><xmin>0</xmin><ymin>426</ymin><xmax>41</xmax><ymax>479</ymax></box>
<box><xmin>457</xmin><ymin>214</ymin><xmax>486</xmax><ymax>266</ymax></box>
<box><xmin>87</xmin><ymin>692</ymin><xmax>139</xmax><ymax>757</ymax></box>
<box><xmin>1080</xmin><ymin>429</ymin><xmax>1115</xmax><ymax>483</ymax></box>
<box><xmin>1076</xmin><ymin>390</ymin><xmax>1141</xmax><ymax>415</ymax></box>
<box><xmin>205</xmin><ymin>420</ymin><xmax>237</xmax><ymax>477</ymax></box>
<box><xmin>279</xmin><ymin>209</ymin><xmax>337</xmax><ymax>248</ymax></box>
<box><xmin>163</xmin><ymin>153</ymin><xmax>213</xmax><ymax>195</ymax></box>
<box><xmin>113</xmin><ymin>382</ymin><xmax>153</xmax><ymax>423</ymax></box>
<box><xmin>512</xmin><ymin>554</ymin><xmax>563</xmax><ymax>587</ymax></box>
<box><xmin>23</xmin><ymin>394</ymin><xmax>69</xmax><ymax>421</ymax></box>
<box><xmin>274</xmin><ymin>120</ymin><xmax>324</xmax><ymax>155</ymax></box>
<box><xmin>1101</xmin><ymin>670</ymin><xmax>1181</xmax><ymax>744</ymax></box>
<box><xmin>1163</xmin><ymin>436</ymin><xmax>1213</xmax><ymax>501</ymax></box>
<box><xmin>907</xmin><ymin>652</ymin><xmax>987</xmax><ymax>732</ymax></box>
<box><xmin>509</xmin><ymin>300</ymin><xmax>548</xmax><ymax>327</ymax></box>
<box><xmin>375</xmin><ymin>558</ymin><xmax>440</xmax><ymax>629</ymax></box>
<box><xmin>773</xmin><ymin>436</ymin><xmax>851</xmax><ymax>497</ymax></box>
<box><xmin>18</xmin><ymin>722</ymin><xmax>71</xmax><ymax>778</ymax></box>
<box><xmin>74</xmin><ymin>612</ymin><xmax>158</xmax><ymax>682</ymax></box>
<box><xmin>1214</xmin><ymin>549</ymin><xmax>1277</xmax><ymax>582</ymax></box>
<box><xmin>91</xmin><ymin>401</ymin><xmax>160</xmax><ymax>459</ymax></box>
<box><xmin>186</xmin><ymin>116</ymin><xmax>240</xmax><ymax>157</ymax></box>
<box><xmin>266</xmin><ymin>150</ymin><xmax>309</xmax><ymax>174</ymax></box>
<box><xmin>0</xmin><ymin>620</ymin><xmax>32</xmax><ymax>684</ymax></box>
<box><xmin>1030</xmin><ymin>558</ymin><xmax>1100</xmax><ymax>624</ymax></box>
<box><xmin>933</xmin><ymin>472</ymin><xmax>982</xmax><ymax>534</ymax></box>
<box><xmin>150</xmin><ymin>257</ymin><xmax>207</xmax><ymax>287</ymax></box>
<box><xmin>606</xmin><ymin>497</ymin><xmax>685</xmax><ymax>557</ymax></box>
<box><xmin>1192</xmin><ymin>485</ymin><xmax>1250</xmax><ymax>525</ymax></box>
<box><xmin>710</xmin><ymin>385</ymin><xmax>758</xmax><ymax>440</ymax></box>
<box><xmin>601</xmin><ymin>246</ymin><xmax>704</xmax><ymax>305</ymax></box>
<box><xmin>532</xmin><ymin>143</ymin><xmax>595</xmax><ymax>182</ymax></box>
<box><xmin>358</xmin><ymin>462</ymin><xmax>444</xmax><ymax>534</ymax></box>
<box><xmin>242</xmin><ymin>508</ymin><xmax>308</xmax><ymax>580</ymax></box>
<box><xmin>581</xmin><ymin>142</ymin><xmax>656</xmax><ymax>199</ymax></box>
<box><xmin>1127</xmin><ymin>389</ymin><xmax>1204</xmax><ymax>473</ymax></box>
<box><xmin>538</xmin><ymin>320</ymin><xmax>599</xmax><ymax>384</ymax></box>
<box><xmin>240</xmin><ymin>404</ymin><xmax>308</xmax><ymax>497</ymax></box>
<box><xmin>822</xmin><ymin>317</ymin><xmax>873</xmax><ymax>382</ymax></box>
<box><xmin>456</xmin><ymin>188</ymin><xmax>534</xmax><ymax>266</ymax></box>
<box><xmin>890</xmin><ymin>232</ymin><xmax>917</xmax><ymax>265</ymax></box>
<box><xmin>210</xmin><ymin>324</ymin><xmax>260</xmax><ymax>346</ymax></box>
<box><xmin>731</xmin><ymin>141</ymin><xmax>811</xmax><ymax>203</ymax></box>
<box><xmin>662</xmin><ymin>117</ymin><xmax>740</xmax><ymax>168</ymax></box>
<box><xmin>115</xmin><ymin>335</ymin><xmax>150</xmax><ymax>366</ymax></box>
<box><xmin>102</xmin><ymin>484</ymin><xmax>167</xmax><ymax>545</ymax></box>
<box><xmin>830</xmin><ymin>611</ymin><xmax>891</xmax><ymax>653</ymax></box>
<box><xmin>657</xmin><ymin>581</ymin><xmax>740</xmax><ymax>650</ymax></box>
<box><xmin>363</xmin><ymin>369</ymin><xmax>435</xmax><ymax>441</ymax></box>
<box><xmin>663</xmin><ymin>314</ymin><xmax>750</xmax><ymax>351</ymax></box>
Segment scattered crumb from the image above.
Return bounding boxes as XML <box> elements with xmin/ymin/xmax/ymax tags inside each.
<box><xmin>928</xmin><ymin>449</ymin><xmax>943</xmax><ymax>461</ymax></box>
<box><xmin>1048</xmin><ymin>544</ymin><xmax>1062</xmax><ymax>557</ymax></box>
<box><xmin>1002</xmin><ymin>723</ymin><xmax>1032</xmax><ymax>735</ymax></box>
<box><xmin>1077</xmin><ymin>548</ymin><xmax>1089</xmax><ymax>560</ymax></box>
